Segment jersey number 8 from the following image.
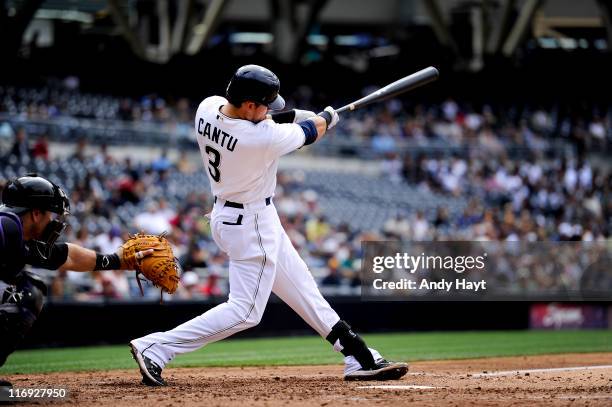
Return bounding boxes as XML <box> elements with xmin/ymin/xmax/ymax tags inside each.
<box><xmin>205</xmin><ymin>146</ymin><xmax>221</xmax><ymax>182</ymax></box>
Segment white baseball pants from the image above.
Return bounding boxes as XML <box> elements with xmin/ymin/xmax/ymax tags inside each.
<box><xmin>132</xmin><ymin>199</ymin><xmax>341</xmax><ymax>368</ymax></box>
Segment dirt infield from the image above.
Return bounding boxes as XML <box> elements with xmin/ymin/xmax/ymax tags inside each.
<box><xmin>7</xmin><ymin>352</ymin><xmax>612</xmax><ymax>406</ymax></box>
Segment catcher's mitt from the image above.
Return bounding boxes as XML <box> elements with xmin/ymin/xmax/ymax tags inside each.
<box><xmin>120</xmin><ymin>233</ymin><xmax>180</xmax><ymax>298</ymax></box>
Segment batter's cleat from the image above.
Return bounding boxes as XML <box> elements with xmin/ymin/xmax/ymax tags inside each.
<box><xmin>129</xmin><ymin>342</ymin><xmax>167</xmax><ymax>386</ymax></box>
<box><xmin>344</xmin><ymin>359</ymin><xmax>409</xmax><ymax>381</ymax></box>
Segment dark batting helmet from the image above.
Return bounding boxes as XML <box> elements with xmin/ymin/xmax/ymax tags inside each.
<box><xmin>226</xmin><ymin>65</ymin><xmax>285</xmax><ymax>110</ymax></box>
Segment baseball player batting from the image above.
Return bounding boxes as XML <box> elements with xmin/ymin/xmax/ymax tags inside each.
<box><xmin>129</xmin><ymin>65</ymin><xmax>409</xmax><ymax>385</ymax></box>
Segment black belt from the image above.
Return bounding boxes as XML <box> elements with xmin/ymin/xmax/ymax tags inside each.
<box><xmin>214</xmin><ymin>196</ymin><xmax>271</xmax><ymax>209</ymax></box>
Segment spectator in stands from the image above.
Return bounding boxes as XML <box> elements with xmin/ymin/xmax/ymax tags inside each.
<box><xmin>50</xmin><ymin>269</ymin><xmax>69</xmax><ymax>299</ymax></box>
<box><xmin>93</xmin><ymin>226</ymin><xmax>123</xmax><ymax>254</ymax></box>
<box><xmin>100</xmin><ymin>275</ymin><xmax>120</xmax><ymax>299</ymax></box>
<box><xmin>321</xmin><ymin>259</ymin><xmax>342</xmax><ymax>286</ymax></box>
<box><xmin>382</xmin><ymin>212</ymin><xmax>411</xmax><ymax>240</ymax></box>
<box><xmin>157</xmin><ymin>198</ymin><xmax>177</xmax><ymax>224</ymax></box>
<box><xmin>71</xmin><ymin>137</ymin><xmax>88</xmax><ymax>162</ymax></box>
<box><xmin>433</xmin><ymin>207</ymin><xmax>450</xmax><ymax>228</ymax></box>
<box><xmin>201</xmin><ymin>271</ymin><xmax>222</xmax><ymax>298</ymax></box>
<box><xmin>152</xmin><ymin>150</ymin><xmax>172</xmax><ymax>173</ymax></box>
<box><xmin>175</xmin><ymin>150</ymin><xmax>196</xmax><ymax>173</ymax></box>
<box><xmin>102</xmin><ymin>270</ymin><xmax>130</xmax><ymax>299</ymax></box>
<box><xmin>178</xmin><ymin>271</ymin><xmax>202</xmax><ymax>299</ymax></box>
<box><xmin>92</xmin><ymin>144</ymin><xmax>113</xmax><ymax>166</ymax></box>
<box><xmin>306</xmin><ymin>215</ymin><xmax>330</xmax><ymax>243</ymax></box>
<box><xmin>371</xmin><ymin>130</ymin><xmax>396</xmax><ymax>155</ymax></box>
<box><xmin>181</xmin><ymin>243</ymin><xmax>209</xmax><ymax>271</ymax></box>
<box><xmin>118</xmin><ymin>98</ymin><xmax>134</xmax><ymax>121</ymax></box>
<box><xmin>115</xmin><ymin>172</ymin><xmax>141</xmax><ymax>205</ymax></box>
<box><xmin>31</xmin><ymin>134</ymin><xmax>49</xmax><ymax>160</ymax></box>
<box><xmin>380</xmin><ymin>152</ymin><xmax>403</xmax><ymax>183</ymax></box>
<box><xmin>134</xmin><ymin>201</ymin><xmax>172</xmax><ymax>235</ymax></box>
<box><xmin>408</xmin><ymin>210</ymin><xmax>429</xmax><ymax>241</ymax></box>
<box><xmin>72</xmin><ymin>227</ymin><xmax>90</xmax><ymax>246</ymax></box>
<box><xmin>9</xmin><ymin>128</ymin><xmax>30</xmax><ymax>161</ymax></box>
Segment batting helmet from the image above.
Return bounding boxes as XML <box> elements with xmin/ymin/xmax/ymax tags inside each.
<box><xmin>226</xmin><ymin>65</ymin><xmax>285</xmax><ymax>110</ymax></box>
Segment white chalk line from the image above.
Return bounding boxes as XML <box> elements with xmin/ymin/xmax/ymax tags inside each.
<box><xmin>472</xmin><ymin>364</ymin><xmax>612</xmax><ymax>377</ymax></box>
<box><xmin>356</xmin><ymin>385</ymin><xmax>438</xmax><ymax>390</ymax></box>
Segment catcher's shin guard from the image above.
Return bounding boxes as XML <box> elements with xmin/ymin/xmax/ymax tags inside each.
<box><xmin>0</xmin><ymin>273</ymin><xmax>45</xmax><ymax>367</ymax></box>
<box><xmin>326</xmin><ymin>320</ymin><xmax>376</xmax><ymax>370</ymax></box>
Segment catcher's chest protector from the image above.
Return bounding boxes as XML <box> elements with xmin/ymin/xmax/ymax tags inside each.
<box><xmin>0</xmin><ymin>211</ymin><xmax>25</xmax><ymax>282</ymax></box>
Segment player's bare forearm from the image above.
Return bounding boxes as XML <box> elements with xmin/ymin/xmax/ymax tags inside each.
<box><xmin>310</xmin><ymin>116</ymin><xmax>329</xmax><ymax>142</ymax></box>
<box><xmin>301</xmin><ymin>108</ymin><xmax>339</xmax><ymax>144</ymax></box>
<box><xmin>310</xmin><ymin>106</ymin><xmax>339</xmax><ymax>143</ymax></box>
<box><xmin>59</xmin><ymin>243</ymin><xmax>97</xmax><ymax>272</ymax></box>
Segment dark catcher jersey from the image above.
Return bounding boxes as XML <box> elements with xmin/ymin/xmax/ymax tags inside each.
<box><xmin>0</xmin><ymin>211</ymin><xmax>68</xmax><ymax>283</ymax></box>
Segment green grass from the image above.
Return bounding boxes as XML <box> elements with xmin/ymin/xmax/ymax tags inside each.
<box><xmin>2</xmin><ymin>330</ymin><xmax>611</xmax><ymax>374</ymax></box>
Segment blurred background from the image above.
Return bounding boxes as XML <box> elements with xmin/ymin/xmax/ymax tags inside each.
<box><xmin>0</xmin><ymin>0</ymin><xmax>610</xmax><ymax>346</ymax></box>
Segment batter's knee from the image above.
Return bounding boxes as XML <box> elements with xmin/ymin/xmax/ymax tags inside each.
<box><xmin>242</xmin><ymin>306</ymin><xmax>264</xmax><ymax>329</ymax></box>
<box><xmin>241</xmin><ymin>317</ymin><xmax>259</xmax><ymax>329</ymax></box>
<box><xmin>227</xmin><ymin>298</ymin><xmax>265</xmax><ymax>330</ymax></box>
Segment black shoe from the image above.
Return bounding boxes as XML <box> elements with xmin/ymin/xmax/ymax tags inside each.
<box><xmin>344</xmin><ymin>359</ymin><xmax>409</xmax><ymax>381</ymax></box>
<box><xmin>0</xmin><ymin>381</ymin><xmax>10</xmax><ymax>387</ymax></box>
<box><xmin>129</xmin><ymin>342</ymin><xmax>167</xmax><ymax>386</ymax></box>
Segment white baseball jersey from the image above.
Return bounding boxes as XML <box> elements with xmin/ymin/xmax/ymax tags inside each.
<box><xmin>194</xmin><ymin>96</ymin><xmax>305</xmax><ymax>203</ymax></box>
<box><xmin>131</xmin><ymin>94</ymin><xmax>384</xmax><ymax>375</ymax></box>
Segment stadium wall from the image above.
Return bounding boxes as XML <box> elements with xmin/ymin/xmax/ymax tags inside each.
<box><xmin>23</xmin><ymin>299</ymin><xmax>534</xmax><ymax>348</ymax></box>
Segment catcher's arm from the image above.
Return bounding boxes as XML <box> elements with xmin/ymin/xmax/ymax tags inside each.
<box><xmin>58</xmin><ymin>243</ymin><xmax>153</xmax><ymax>272</ymax></box>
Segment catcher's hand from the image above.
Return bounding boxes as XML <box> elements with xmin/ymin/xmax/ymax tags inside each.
<box><xmin>119</xmin><ymin>233</ymin><xmax>180</xmax><ymax>297</ymax></box>
<box><xmin>117</xmin><ymin>247</ymin><xmax>154</xmax><ymax>267</ymax></box>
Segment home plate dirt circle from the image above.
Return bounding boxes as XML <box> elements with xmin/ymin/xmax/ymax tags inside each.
<box><xmin>6</xmin><ymin>352</ymin><xmax>612</xmax><ymax>406</ymax></box>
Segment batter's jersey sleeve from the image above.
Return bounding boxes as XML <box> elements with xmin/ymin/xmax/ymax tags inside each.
<box><xmin>265</xmin><ymin>122</ymin><xmax>306</xmax><ymax>159</ymax></box>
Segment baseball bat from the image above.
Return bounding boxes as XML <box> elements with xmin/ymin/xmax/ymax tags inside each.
<box><xmin>335</xmin><ymin>66</ymin><xmax>439</xmax><ymax>113</ymax></box>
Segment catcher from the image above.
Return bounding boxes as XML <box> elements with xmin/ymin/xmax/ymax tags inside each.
<box><xmin>0</xmin><ymin>174</ymin><xmax>179</xmax><ymax>391</ymax></box>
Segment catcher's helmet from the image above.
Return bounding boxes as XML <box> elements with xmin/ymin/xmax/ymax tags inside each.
<box><xmin>226</xmin><ymin>65</ymin><xmax>285</xmax><ymax>110</ymax></box>
<box><xmin>1</xmin><ymin>174</ymin><xmax>70</xmax><ymax>253</ymax></box>
<box><xmin>1</xmin><ymin>174</ymin><xmax>70</xmax><ymax>216</ymax></box>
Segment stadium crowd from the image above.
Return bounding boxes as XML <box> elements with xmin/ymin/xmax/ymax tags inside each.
<box><xmin>1</xmin><ymin>82</ymin><xmax>610</xmax><ymax>152</ymax></box>
<box><xmin>1</xmin><ymin>136</ymin><xmax>608</xmax><ymax>301</ymax></box>
<box><xmin>384</xmin><ymin>152</ymin><xmax>608</xmax><ymax>242</ymax></box>
<box><xmin>0</xmin><ymin>81</ymin><xmax>609</xmax><ymax>301</ymax></box>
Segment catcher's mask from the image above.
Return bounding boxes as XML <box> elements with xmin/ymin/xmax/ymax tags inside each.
<box><xmin>0</xmin><ymin>173</ymin><xmax>70</xmax><ymax>259</ymax></box>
